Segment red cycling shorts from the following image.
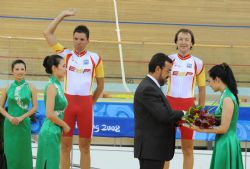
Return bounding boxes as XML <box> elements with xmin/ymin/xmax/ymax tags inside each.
<box><xmin>63</xmin><ymin>94</ymin><xmax>93</xmax><ymax>138</ymax></box>
<box><xmin>167</xmin><ymin>96</ymin><xmax>195</xmax><ymax>140</ymax></box>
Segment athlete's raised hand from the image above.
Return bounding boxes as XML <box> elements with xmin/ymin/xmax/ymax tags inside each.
<box><xmin>61</xmin><ymin>9</ymin><xmax>76</xmax><ymax>18</ymax></box>
<box><xmin>44</xmin><ymin>8</ymin><xmax>76</xmax><ymax>46</ymax></box>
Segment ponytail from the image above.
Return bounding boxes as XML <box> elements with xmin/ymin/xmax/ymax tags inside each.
<box><xmin>209</xmin><ymin>63</ymin><xmax>239</xmax><ymax>104</ymax></box>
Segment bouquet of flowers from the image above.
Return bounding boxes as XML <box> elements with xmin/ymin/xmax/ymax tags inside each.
<box><xmin>178</xmin><ymin>105</ymin><xmax>220</xmax><ymax>129</ymax></box>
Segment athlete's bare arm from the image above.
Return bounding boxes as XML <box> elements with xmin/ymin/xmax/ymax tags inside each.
<box><xmin>43</xmin><ymin>9</ymin><xmax>76</xmax><ymax>46</ymax></box>
<box><xmin>92</xmin><ymin>77</ymin><xmax>104</xmax><ymax>104</ymax></box>
<box><xmin>198</xmin><ymin>86</ymin><xmax>206</xmax><ymax>107</ymax></box>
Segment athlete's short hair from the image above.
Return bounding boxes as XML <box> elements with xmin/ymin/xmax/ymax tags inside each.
<box><xmin>73</xmin><ymin>25</ymin><xmax>90</xmax><ymax>39</ymax></box>
<box><xmin>174</xmin><ymin>28</ymin><xmax>195</xmax><ymax>49</ymax></box>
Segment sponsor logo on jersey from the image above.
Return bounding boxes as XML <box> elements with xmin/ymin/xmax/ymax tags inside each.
<box><xmin>69</xmin><ymin>66</ymin><xmax>91</xmax><ymax>74</ymax></box>
<box><xmin>186</xmin><ymin>72</ymin><xmax>193</xmax><ymax>76</ymax></box>
<box><xmin>173</xmin><ymin>71</ymin><xmax>193</xmax><ymax>76</ymax></box>
<box><xmin>83</xmin><ymin>60</ymin><xmax>89</xmax><ymax>65</ymax></box>
<box><xmin>187</xmin><ymin>63</ymin><xmax>193</xmax><ymax>68</ymax></box>
<box><xmin>69</xmin><ymin>66</ymin><xmax>76</xmax><ymax>71</ymax></box>
<box><xmin>83</xmin><ymin>69</ymin><xmax>91</xmax><ymax>73</ymax></box>
<box><xmin>173</xmin><ymin>71</ymin><xmax>179</xmax><ymax>75</ymax></box>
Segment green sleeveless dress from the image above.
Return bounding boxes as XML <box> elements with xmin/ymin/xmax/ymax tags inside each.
<box><xmin>36</xmin><ymin>76</ymin><xmax>68</xmax><ymax>169</ymax></box>
<box><xmin>4</xmin><ymin>79</ymin><xmax>33</xmax><ymax>169</ymax></box>
<box><xmin>210</xmin><ymin>88</ymin><xmax>243</xmax><ymax>169</ymax></box>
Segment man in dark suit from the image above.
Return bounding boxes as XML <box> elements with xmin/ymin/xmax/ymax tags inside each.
<box><xmin>134</xmin><ymin>53</ymin><xmax>185</xmax><ymax>169</ymax></box>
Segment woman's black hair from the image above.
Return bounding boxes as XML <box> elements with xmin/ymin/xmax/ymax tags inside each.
<box><xmin>43</xmin><ymin>55</ymin><xmax>63</xmax><ymax>74</ymax></box>
<box><xmin>11</xmin><ymin>59</ymin><xmax>26</xmax><ymax>71</ymax></box>
<box><xmin>209</xmin><ymin>63</ymin><xmax>239</xmax><ymax>104</ymax></box>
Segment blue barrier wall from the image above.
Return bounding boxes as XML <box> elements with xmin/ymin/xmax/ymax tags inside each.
<box><xmin>32</xmin><ymin>100</ymin><xmax>250</xmax><ymax>141</ymax></box>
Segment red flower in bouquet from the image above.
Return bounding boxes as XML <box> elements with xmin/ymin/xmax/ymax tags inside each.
<box><xmin>178</xmin><ymin>105</ymin><xmax>220</xmax><ymax>129</ymax></box>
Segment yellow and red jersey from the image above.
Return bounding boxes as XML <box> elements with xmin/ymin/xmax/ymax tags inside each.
<box><xmin>167</xmin><ymin>53</ymin><xmax>205</xmax><ymax>98</ymax></box>
<box><xmin>52</xmin><ymin>43</ymin><xmax>104</xmax><ymax>96</ymax></box>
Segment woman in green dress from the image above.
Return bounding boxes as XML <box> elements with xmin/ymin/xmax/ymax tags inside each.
<box><xmin>191</xmin><ymin>63</ymin><xmax>243</xmax><ymax>169</ymax></box>
<box><xmin>36</xmin><ymin>55</ymin><xmax>70</xmax><ymax>169</ymax></box>
<box><xmin>0</xmin><ymin>59</ymin><xmax>38</xmax><ymax>169</ymax></box>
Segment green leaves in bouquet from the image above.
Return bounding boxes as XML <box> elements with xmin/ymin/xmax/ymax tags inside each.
<box><xmin>184</xmin><ymin>105</ymin><xmax>204</xmax><ymax>124</ymax></box>
<box><xmin>181</xmin><ymin>105</ymin><xmax>221</xmax><ymax>129</ymax></box>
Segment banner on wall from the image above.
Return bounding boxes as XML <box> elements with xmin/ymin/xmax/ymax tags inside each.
<box><xmin>31</xmin><ymin>101</ymin><xmax>250</xmax><ymax>141</ymax></box>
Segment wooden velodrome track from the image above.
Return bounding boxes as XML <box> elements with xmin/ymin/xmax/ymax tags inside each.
<box><xmin>1</xmin><ymin>0</ymin><xmax>250</xmax><ymax>85</ymax></box>
<box><xmin>1</xmin><ymin>0</ymin><xmax>250</xmax><ymax>147</ymax></box>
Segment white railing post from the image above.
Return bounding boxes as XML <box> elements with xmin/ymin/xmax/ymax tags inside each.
<box><xmin>113</xmin><ymin>0</ymin><xmax>130</xmax><ymax>92</ymax></box>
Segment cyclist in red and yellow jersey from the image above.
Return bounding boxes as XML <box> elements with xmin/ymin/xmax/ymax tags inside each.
<box><xmin>43</xmin><ymin>9</ymin><xmax>104</xmax><ymax>169</ymax></box>
<box><xmin>163</xmin><ymin>29</ymin><xmax>206</xmax><ymax>169</ymax></box>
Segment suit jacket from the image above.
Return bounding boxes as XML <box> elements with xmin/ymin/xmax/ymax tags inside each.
<box><xmin>134</xmin><ymin>76</ymin><xmax>184</xmax><ymax>161</ymax></box>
